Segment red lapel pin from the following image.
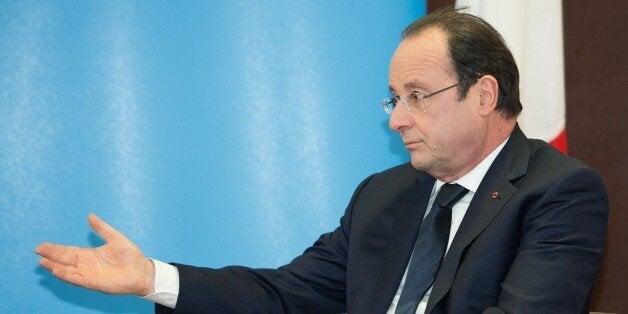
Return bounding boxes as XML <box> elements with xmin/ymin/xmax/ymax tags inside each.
<box><xmin>491</xmin><ymin>191</ymin><xmax>499</xmax><ymax>199</ymax></box>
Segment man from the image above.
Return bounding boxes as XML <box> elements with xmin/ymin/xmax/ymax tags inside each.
<box><xmin>36</xmin><ymin>9</ymin><xmax>608</xmax><ymax>313</ymax></box>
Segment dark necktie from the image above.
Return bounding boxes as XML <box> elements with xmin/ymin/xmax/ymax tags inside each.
<box><xmin>395</xmin><ymin>183</ymin><xmax>469</xmax><ymax>314</ymax></box>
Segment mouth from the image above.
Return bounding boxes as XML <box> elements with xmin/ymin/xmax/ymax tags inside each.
<box><xmin>403</xmin><ymin>140</ymin><xmax>422</xmax><ymax>150</ymax></box>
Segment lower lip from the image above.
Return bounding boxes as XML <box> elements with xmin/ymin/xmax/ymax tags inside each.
<box><xmin>405</xmin><ymin>142</ymin><xmax>422</xmax><ymax>150</ymax></box>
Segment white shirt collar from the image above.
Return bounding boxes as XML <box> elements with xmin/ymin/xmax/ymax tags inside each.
<box><xmin>434</xmin><ymin>137</ymin><xmax>509</xmax><ymax>193</ymax></box>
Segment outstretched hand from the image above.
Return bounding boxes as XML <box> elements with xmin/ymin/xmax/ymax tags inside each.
<box><xmin>35</xmin><ymin>214</ymin><xmax>155</xmax><ymax>296</ymax></box>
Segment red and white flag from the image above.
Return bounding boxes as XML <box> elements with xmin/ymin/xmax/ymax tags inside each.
<box><xmin>456</xmin><ymin>0</ymin><xmax>567</xmax><ymax>153</ymax></box>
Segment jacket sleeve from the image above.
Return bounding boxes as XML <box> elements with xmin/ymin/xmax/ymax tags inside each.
<box><xmin>155</xmin><ymin>174</ymin><xmax>377</xmax><ymax>314</ymax></box>
<box><xmin>489</xmin><ymin>167</ymin><xmax>609</xmax><ymax>314</ymax></box>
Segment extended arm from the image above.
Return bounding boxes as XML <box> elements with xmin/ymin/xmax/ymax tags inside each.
<box><xmin>156</xmin><ymin>174</ymin><xmax>377</xmax><ymax>313</ymax></box>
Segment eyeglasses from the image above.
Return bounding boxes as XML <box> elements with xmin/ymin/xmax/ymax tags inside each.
<box><xmin>381</xmin><ymin>83</ymin><xmax>459</xmax><ymax>115</ymax></box>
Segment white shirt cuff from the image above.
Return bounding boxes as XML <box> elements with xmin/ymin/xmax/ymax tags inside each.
<box><xmin>141</xmin><ymin>259</ymin><xmax>179</xmax><ymax>309</ymax></box>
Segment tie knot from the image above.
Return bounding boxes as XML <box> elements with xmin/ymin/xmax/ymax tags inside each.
<box><xmin>435</xmin><ymin>183</ymin><xmax>468</xmax><ymax>209</ymax></box>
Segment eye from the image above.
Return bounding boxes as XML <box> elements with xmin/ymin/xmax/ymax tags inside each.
<box><xmin>410</xmin><ymin>91</ymin><xmax>425</xmax><ymax>102</ymax></box>
<box><xmin>390</xmin><ymin>94</ymin><xmax>401</xmax><ymax>105</ymax></box>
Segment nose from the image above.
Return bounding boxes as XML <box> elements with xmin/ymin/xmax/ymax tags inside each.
<box><xmin>388</xmin><ymin>104</ymin><xmax>412</xmax><ymax>132</ymax></box>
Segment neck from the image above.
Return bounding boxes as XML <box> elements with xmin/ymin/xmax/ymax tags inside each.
<box><xmin>480</xmin><ymin>117</ymin><xmax>516</xmax><ymax>161</ymax></box>
<box><xmin>436</xmin><ymin>117</ymin><xmax>516</xmax><ymax>182</ymax></box>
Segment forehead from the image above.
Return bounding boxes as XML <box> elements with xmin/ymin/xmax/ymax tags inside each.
<box><xmin>389</xmin><ymin>28</ymin><xmax>453</xmax><ymax>90</ymax></box>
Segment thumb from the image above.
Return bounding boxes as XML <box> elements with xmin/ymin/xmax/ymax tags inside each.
<box><xmin>88</xmin><ymin>213</ymin><xmax>124</xmax><ymax>242</ymax></box>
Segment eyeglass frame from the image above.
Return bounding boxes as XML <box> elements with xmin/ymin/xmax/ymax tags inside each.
<box><xmin>381</xmin><ymin>82</ymin><xmax>460</xmax><ymax>115</ymax></box>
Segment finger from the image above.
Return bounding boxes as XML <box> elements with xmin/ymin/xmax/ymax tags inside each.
<box><xmin>35</xmin><ymin>243</ymin><xmax>79</xmax><ymax>266</ymax></box>
<box><xmin>39</xmin><ymin>256</ymin><xmax>65</xmax><ymax>272</ymax></box>
<box><xmin>35</xmin><ymin>242</ymin><xmax>64</xmax><ymax>259</ymax></box>
<box><xmin>88</xmin><ymin>213</ymin><xmax>124</xmax><ymax>242</ymax></box>
<box><xmin>39</xmin><ymin>257</ymin><xmax>80</xmax><ymax>282</ymax></box>
<box><xmin>35</xmin><ymin>242</ymin><xmax>52</xmax><ymax>256</ymax></box>
<box><xmin>40</xmin><ymin>257</ymin><xmax>95</xmax><ymax>290</ymax></box>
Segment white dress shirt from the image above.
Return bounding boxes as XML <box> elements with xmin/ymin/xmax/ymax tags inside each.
<box><xmin>144</xmin><ymin>139</ymin><xmax>509</xmax><ymax>311</ymax></box>
<box><xmin>143</xmin><ymin>259</ymin><xmax>179</xmax><ymax>308</ymax></box>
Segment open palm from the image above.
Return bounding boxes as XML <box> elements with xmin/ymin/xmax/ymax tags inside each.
<box><xmin>35</xmin><ymin>214</ymin><xmax>154</xmax><ymax>296</ymax></box>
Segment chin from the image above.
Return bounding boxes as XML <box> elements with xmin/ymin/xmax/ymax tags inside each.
<box><xmin>409</xmin><ymin>158</ymin><xmax>430</xmax><ymax>171</ymax></box>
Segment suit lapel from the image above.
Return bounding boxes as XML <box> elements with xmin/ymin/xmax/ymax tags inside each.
<box><xmin>425</xmin><ymin>126</ymin><xmax>530</xmax><ymax>313</ymax></box>
<box><xmin>369</xmin><ymin>173</ymin><xmax>435</xmax><ymax>313</ymax></box>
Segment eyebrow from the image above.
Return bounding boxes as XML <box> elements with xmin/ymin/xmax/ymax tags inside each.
<box><xmin>388</xmin><ymin>81</ymin><xmax>429</xmax><ymax>93</ymax></box>
<box><xmin>404</xmin><ymin>81</ymin><xmax>429</xmax><ymax>91</ymax></box>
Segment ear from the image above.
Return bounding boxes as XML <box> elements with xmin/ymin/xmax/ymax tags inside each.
<box><xmin>477</xmin><ymin>75</ymin><xmax>499</xmax><ymax>117</ymax></box>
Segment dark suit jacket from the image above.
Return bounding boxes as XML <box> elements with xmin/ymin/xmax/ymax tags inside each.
<box><xmin>157</xmin><ymin>126</ymin><xmax>609</xmax><ymax>313</ymax></box>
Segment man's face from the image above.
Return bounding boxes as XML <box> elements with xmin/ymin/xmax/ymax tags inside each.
<box><xmin>388</xmin><ymin>28</ymin><xmax>486</xmax><ymax>181</ymax></box>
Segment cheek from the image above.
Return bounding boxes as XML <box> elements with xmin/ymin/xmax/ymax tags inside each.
<box><xmin>412</xmin><ymin>103</ymin><xmax>479</xmax><ymax>151</ymax></box>
<box><xmin>432</xmin><ymin>113</ymin><xmax>478</xmax><ymax>152</ymax></box>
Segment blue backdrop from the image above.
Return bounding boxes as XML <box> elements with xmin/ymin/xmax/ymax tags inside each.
<box><xmin>0</xmin><ymin>1</ymin><xmax>425</xmax><ymax>312</ymax></box>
